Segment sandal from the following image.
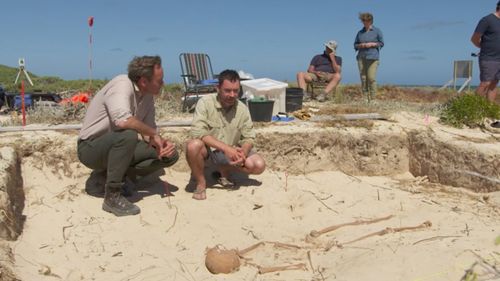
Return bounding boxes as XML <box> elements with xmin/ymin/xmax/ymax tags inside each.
<box><xmin>192</xmin><ymin>187</ymin><xmax>206</xmax><ymax>200</ymax></box>
<box><xmin>217</xmin><ymin>177</ymin><xmax>235</xmax><ymax>189</ymax></box>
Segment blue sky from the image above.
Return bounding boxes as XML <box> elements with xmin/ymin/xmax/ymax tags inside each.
<box><xmin>0</xmin><ymin>0</ymin><xmax>497</xmax><ymax>86</ymax></box>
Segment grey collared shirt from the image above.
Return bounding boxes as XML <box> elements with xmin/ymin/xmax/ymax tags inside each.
<box><xmin>79</xmin><ymin>74</ymin><xmax>156</xmax><ymax>140</ymax></box>
<box><xmin>354</xmin><ymin>26</ymin><xmax>384</xmax><ymax>60</ymax></box>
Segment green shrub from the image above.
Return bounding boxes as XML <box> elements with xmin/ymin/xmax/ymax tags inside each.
<box><xmin>440</xmin><ymin>94</ymin><xmax>500</xmax><ymax>128</ymax></box>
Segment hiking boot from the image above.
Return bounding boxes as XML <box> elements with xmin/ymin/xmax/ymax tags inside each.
<box><xmin>85</xmin><ymin>170</ymin><xmax>106</xmax><ymax>197</ymax></box>
<box><xmin>122</xmin><ymin>177</ymin><xmax>136</xmax><ymax>197</ymax></box>
<box><xmin>85</xmin><ymin>170</ymin><xmax>135</xmax><ymax>197</ymax></box>
<box><xmin>102</xmin><ymin>184</ymin><xmax>140</xmax><ymax>216</ymax></box>
<box><xmin>303</xmin><ymin>91</ymin><xmax>312</xmax><ymax>102</ymax></box>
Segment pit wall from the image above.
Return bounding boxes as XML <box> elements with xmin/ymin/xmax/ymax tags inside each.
<box><xmin>0</xmin><ymin>147</ymin><xmax>24</xmax><ymax>241</ymax></box>
<box><xmin>0</xmin><ymin>147</ymin><xmax>24</xmax><ymax>281</ymax></box>
<box><xmin>408</xmin><ymin>131</ymin><xmax>500</xmax><ymax>193</ymax></box>
<box><xmin>254</xmin><ymin>130</ymin><xmax>409</xmax><ymax>176</ymax></box>
<box><xmin>168</xmin><ymin>126</ymin><xmax>498</xmax><ymax>192</ymax></box>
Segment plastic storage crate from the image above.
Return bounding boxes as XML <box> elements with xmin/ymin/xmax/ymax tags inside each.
<box><xmin>241</xmin><ymin>78</ymin><xmax>287</xmax><ymax>116</ymax></box>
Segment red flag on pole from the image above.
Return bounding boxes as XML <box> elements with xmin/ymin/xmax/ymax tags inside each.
<box><xmin>88</xmin><ymin>16</ymin><xmax>94</xmax><ymax>93</ymax></box>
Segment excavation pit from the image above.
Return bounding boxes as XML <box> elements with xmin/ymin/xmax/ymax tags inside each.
<box><xmin>0</xmin><ymin>112</ymin><xmax>498</xmax><ymax>281</ymax></box>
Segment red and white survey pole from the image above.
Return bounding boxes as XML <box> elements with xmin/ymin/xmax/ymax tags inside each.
<box><xmin>88</xmin><ymin>16</ymin><xmax>94</xmax><ymax>93</ymax></box>
<box><xmin>21</xmin><ymin>81</ymin><xmax>25</xmax><ymax>126</ymax></box>
<box><xmin>14</xmin><ymin>58</ymin><xmax>33</xmax><ymax>127</ymax></box>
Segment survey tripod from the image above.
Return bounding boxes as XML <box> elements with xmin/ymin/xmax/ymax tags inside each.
<box><xmin>14</xmin><ymin>58</ymin><xmax>34</xmax><ymax>126</ymax></box>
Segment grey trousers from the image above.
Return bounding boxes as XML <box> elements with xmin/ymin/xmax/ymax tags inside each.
<box><xmin>77</xmin><ymin>129</ymin><xmax>179</xmax><ymax>186</ymax></box>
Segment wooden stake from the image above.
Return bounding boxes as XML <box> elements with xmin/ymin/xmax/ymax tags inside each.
<box><xmin>0</xmin><ymin>120</ymin><xmax>192</xmax><ymax>133</ymax></box>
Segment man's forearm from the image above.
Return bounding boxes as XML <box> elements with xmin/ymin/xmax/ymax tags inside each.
<box><xmin>201</xmin><ymin>135</ymin><xmax>231</xmax><ymax>152</ymax></box>
<box><xmin>116</xmin><ymin>116</ymin><xmax>157</xmax><ymax>137</ymax></box>
<box><xmin>241</xmin><ymin>142</ymin><xmax>253</xmax><ymax>156</ymax></box>
<box><xmin>471</xmin><ymin>33</ymin><xmax>481</xmax><ymax>48</ymax></box>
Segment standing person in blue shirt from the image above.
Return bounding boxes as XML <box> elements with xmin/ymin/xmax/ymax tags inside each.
<box><xmin>354</xmin><ymin>12</ymin><xmax>384</xmax><ymax>103</ymax></box>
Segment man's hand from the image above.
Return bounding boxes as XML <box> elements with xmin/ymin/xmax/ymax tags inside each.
<box><xmin>160</xmin><ymin>140</ymin><xmax>176</xmax><ymax>158</ymax></box>
<box><xmin>315</xmin><ymin>71</ymin><xmax>325</xmax><ymax>77</ymax></box>
<box><xmin>224</xmin><ymin>146</ymin><xmax>245</xmax><ymax>166</ymax></box>
<box><xmin>360</xmin><ymin>42</ymin><xmax>377</xmax><ymax>48</ymax></box>
<box><xmin>149</xmin><ymin>135</ymin><xmax>176</xmax><ymax>159</ymax></box>
<box><xmin>328</xmin><ymin>52</ymin><xmax>336</xmax><ymax>62</ymax></box>
<box><xmin>235</xmin><ymin>147</ymin><xmax>247</xmax><ymax>160</ymax></box>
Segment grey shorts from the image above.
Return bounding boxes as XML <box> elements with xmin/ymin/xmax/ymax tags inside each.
<box><xmin>305</xmin><ymin>72</ymin><xmax>334</xmax><ymax>82</ymax></box>
<box><xmin>208</xmin><ymin>148</ymin><xmax>256</xmax><ymax>166</ymax></box>
<box><xmin>479</xmin><ymin>59</ymin><xmax>500</xmax><ymax>82</ymax></box>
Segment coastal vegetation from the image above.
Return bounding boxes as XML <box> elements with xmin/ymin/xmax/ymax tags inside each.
<box><xmin>440</xmin><ymin>93</ymin><xmax>500</xmax><ymax>128</ymax></box>
<box><xmin>1</xmin><ymin>64</ymin><xmax>499</xmax><ymax>128</ymax></box>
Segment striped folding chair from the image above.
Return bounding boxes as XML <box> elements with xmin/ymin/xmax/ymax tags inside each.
<box><xmin>179</xmin><ymin>53</ymin><xmax>218</xmax><ymax>112</ymax></box>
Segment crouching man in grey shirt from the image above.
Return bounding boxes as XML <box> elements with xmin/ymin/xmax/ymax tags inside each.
<box><xmin>77</xmin><ymin>55</ymin><xmax>178</xmax><ymax>216</ymax></box>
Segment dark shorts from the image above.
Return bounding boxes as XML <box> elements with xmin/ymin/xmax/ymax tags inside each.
<box><xmin>208</xmin><ymin>148</ymin><xmax>256</xmax><ymax>166</ymax></box>
<box><xmin>479</xmin><ymin>59</ymin><xmax>500</xmax><ymax>82</ymax></box>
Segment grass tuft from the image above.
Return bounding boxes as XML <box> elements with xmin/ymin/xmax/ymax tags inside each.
<box><xmin>439</xmin><ymin>94</ymin><xmax>500</xmax><ymax>128</ymax></box>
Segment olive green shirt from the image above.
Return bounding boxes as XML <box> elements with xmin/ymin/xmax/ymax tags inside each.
<box><xmin>190</xmin><ymin>94</ymin><xmax>255</xmax><ymax>147</ymax></box>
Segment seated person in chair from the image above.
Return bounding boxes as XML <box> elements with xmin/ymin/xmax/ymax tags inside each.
<box><xmin>297</xmin><ymin>40</ymin><xmax>342</xmax><ymax>102</ymax></box>
<box><xmin>186</xmin><ymin>69</ymin><xmax>266</xmax><ymax>200</ymax></box>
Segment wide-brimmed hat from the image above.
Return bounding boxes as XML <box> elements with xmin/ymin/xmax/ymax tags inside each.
<box><xmin>324</xmin><ymin>40</ymin><xmax>338</xmax><ymax>51</ymax></box>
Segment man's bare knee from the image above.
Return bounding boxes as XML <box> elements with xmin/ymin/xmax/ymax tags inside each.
<box><xmin>252</xmin><ymin>159</ymin><xmax>266</xmax><ymax>174</ymax></box>
<box><xmin>186</xmin><ymin>139</ymin><xmax>206</xmax><ymax>156</ymax></box>
<box><xmin>246</xmin><ymin>156</ymin><xmax>266</xmax><ymax>175</ymax></box>
<box><xmin>297</xmin><ymin>72</ymin><xmax>306</xmax><ymax>81</ymax></box>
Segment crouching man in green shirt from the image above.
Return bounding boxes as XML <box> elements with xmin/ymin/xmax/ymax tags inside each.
<box><xmin>186</xmin><ymin>69</ymin><xmax>266</xmax><ymax>200</ymax></box>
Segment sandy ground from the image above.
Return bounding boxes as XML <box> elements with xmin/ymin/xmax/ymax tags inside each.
<box><xmin>1</xmin><ymin>110</ymin><xmax>499</xmax><ymax>281</ymax></box>
<box><xmin>10</xmin><ymin>163</ymin><xmax>500</xmax><ymax>281</ymax></box>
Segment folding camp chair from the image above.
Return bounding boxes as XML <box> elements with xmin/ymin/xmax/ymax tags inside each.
<box><xmin>307</xmin><ymin>81</ymin><xmax>328</xmax><ymax>95</ymax></box>
<box><xmin>179</xmin><ymin>53</ymin><xmax>218</xmax><ymax>112</ymax></box>
<box><xmin>440</xmin><ymin>60</ymin><xmax>473</xmax><ymax>93</ymax></box>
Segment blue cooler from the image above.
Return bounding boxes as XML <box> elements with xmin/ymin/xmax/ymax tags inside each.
<box><xmin>14</xmin><ymin>94</ymin><xmax>33</xmax><ymax>109</ymax></box>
